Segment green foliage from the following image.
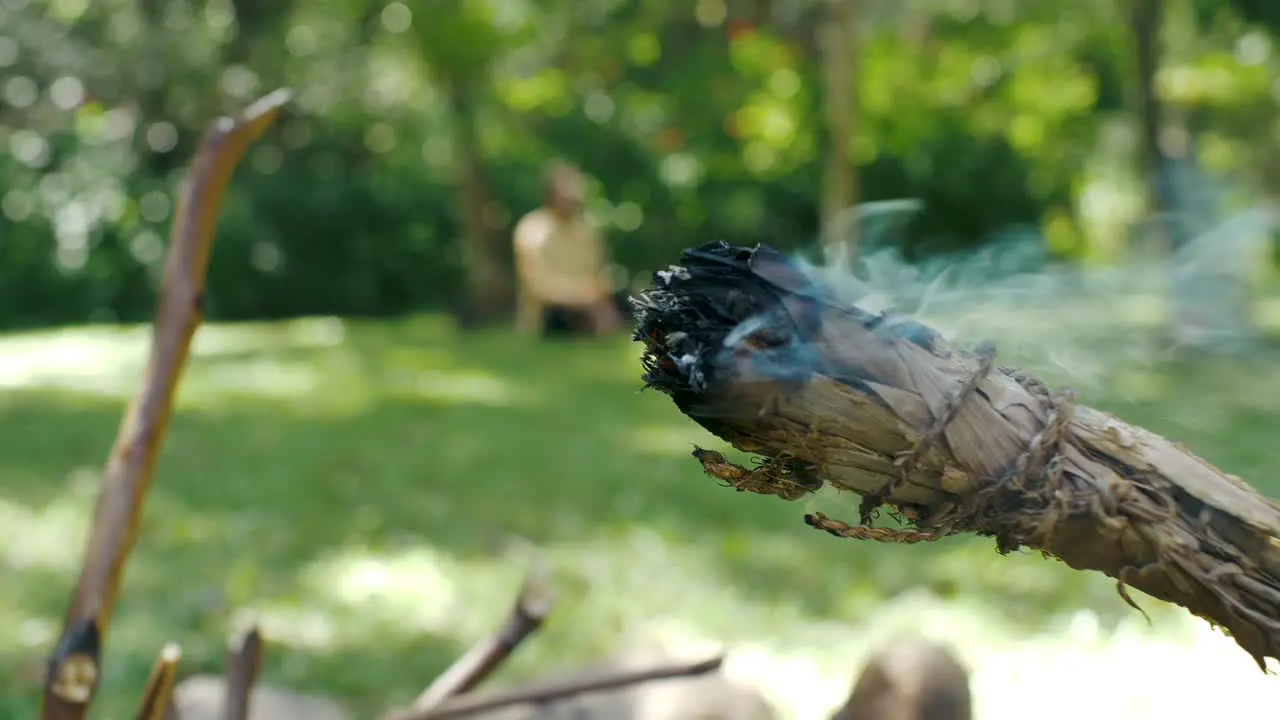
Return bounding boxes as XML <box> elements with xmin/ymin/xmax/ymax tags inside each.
<box><xmin>1</xmin><ymin>0</ymin><xmax>1279</xmax><ymax>326</ymax></box>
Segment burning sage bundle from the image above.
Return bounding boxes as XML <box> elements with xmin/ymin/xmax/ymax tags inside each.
<box><xmin>631</xmin><ymin>241</ymin><xmax>1280</xmax><ymax>669</ymax></box>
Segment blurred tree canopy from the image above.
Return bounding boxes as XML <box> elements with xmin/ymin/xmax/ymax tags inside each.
<box><xmin>1</xmin><ymin>0</ymin><xmax>1278</xmax><ymax>327</ymax></box>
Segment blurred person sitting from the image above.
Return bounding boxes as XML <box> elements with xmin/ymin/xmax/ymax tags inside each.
<box><xmin>513</xmin><ymin>162</ymin><xmax>626</xmax><ymax>338</ymax></box>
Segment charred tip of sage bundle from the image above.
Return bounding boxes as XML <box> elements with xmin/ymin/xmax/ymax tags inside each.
<box><xmin>632</xmin><ymin>240</ymin><xmax>1280</xmax><ymax>671</ymax></box>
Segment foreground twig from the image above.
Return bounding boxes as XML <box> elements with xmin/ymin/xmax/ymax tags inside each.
<box><xmin>39</xmin><ymin>89</ymin><xmax>290</xmax><ymax>720</ymax></box>
<box><xmin>223</xmin><ymin>626</ymin><xmax>265</xmax><ymax>720</ymax></box>
<box><xmin>387</xmin><ymin>655</ymin><xmax>724</xmax><ymax>720</ymax></box>
<box><xmin>402</xmin><ymin>564</ymin><xmax>556</xmax><ymax>715</ymax></box>
<box><xmin>133</xmin><ymin>644</ymin><xmax>182</xmax><ymax>720</ymax></box>
<box><xmin>632</xmin><ymin>241</ymin><xmax>1280</xmax><ymax>669</ymax></box>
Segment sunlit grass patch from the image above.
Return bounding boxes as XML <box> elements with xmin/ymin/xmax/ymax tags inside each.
<box><xmin>0</xmin><ymin>310</ymin><xmax>1277</xmax><ymax>717</ymax></box>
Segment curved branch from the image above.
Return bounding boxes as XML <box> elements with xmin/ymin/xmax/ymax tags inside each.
<box><xmin>39</xmin><ymin>89</ymin><xmax>290</xmax><ymax>720</ymax></box>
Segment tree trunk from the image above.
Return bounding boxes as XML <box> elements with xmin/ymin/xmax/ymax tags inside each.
<box><xmin>818</xmin><ymin>0</ymin><xmax>861</xmax><ymax>270</ymax></box>
<box><xmin>1136</xmin><ymin>0</ymin><xmax>1255</xmax><ymax>348</ymax></box>
<box><xmin>1131</xmin><ymin>0</ymin><xmax>1181</xmax><ymax>249</ymax></box>
<box><xmin>633</xmin><ymin>241</ymin><xmax>1280</xmax><ymax>670</ymax></box>
<box><xmin>447</xmin><ymin>87</ymin><xmax>510</xmax><ymax>323</ymax></box>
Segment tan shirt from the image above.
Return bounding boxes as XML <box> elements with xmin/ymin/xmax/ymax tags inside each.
<box><xmin>512</xmin><ymin>207</ymin><xmax>610</xmax><ymax>333</ymax></box>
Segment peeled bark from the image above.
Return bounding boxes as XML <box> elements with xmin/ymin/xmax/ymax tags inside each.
<box><xmin>631</xmin><ymin>241</ymin><xmax>1280</xmax><ymax>669</ymax></box>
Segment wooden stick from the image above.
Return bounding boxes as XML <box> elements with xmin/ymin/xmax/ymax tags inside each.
<box><xmin>39</xmin><ymin>88</ymin><xmax>290</xmax><ymax>720</ymax></box>
<box><xmin>223</xmin><ymin>626</ymin><xmax>265</xmax><ymax>720</ymax></box>
<box><xmin>385</xmin><ymin>655</ymin><xmax>724</xmax><ymax>720</ymax></box>
<box><xmin>133</xmin><ymin>644</ymin><xmax>182</xmax><ymax>720</ymax></box>
<box><xmin>633</xmin><ymin>241</ymin><xmax>1280</xmax><ymax>670</ymax></box>
<box><xmin>400</xmin><ymin>563</ymin><xmax>556</xmax><ymax>716</ymax></box>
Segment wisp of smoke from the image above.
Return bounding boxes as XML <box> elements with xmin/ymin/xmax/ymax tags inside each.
<box><xmin>788</xmin><ymin>199</ymin><xmax>1278</xmax><ymax>396</ymax></box>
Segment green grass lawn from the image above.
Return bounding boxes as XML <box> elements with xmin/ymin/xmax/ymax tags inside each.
<box><xmin>1</xmin><ymin>308</ymin><xmax>1279</xmax><ymax>718</ymax></box>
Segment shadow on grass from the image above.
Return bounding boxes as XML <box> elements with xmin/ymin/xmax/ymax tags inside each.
<box><xmin>1</xmin><ymin>314</ymin><xmax>1277</xmax><ymax>715</ymax></box>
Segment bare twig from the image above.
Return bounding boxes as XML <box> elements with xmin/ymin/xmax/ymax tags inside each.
<box><xmin>39</xmin><ymin>88</ymin><xmax>290</xmax><ymax>720</ymax></box>
<box><xmin>384</xmin><ymin>655</ymin><xmax>725</xmax><ymax>720</ymax></box>
<box><xmin>133</xmin><ymin>644</ymin><xmax>182</xmax><ymax>720</ymax></box>
<box><xmin>223</xmin><ymin>626</ymin><xmax>265</xmax><ymax>720</ymax></box>
<box><xmin>399</xmin><ymin>563</ymin><xmax>556</xmax><ymax>716</ymax></box>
